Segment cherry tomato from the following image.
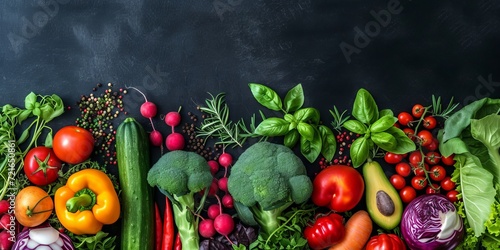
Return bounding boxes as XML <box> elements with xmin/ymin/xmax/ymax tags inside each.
<box><xmin>311</xmin><ymin>165</ymin><xmax>365</xmax><ymax>212</ymax></box>
<box><xmin>446</xmin><ymin>190</ymin><xmax>459</xmax><ymax>202</ymax></box>
<box><xmin>366</xmin><ymin>233</ymin><xmax>406</xmax><ymax>250</ymax></box>
<box><xmin>424</xmin><ymin>138</ymin><xmax>439</xmax><ymax>151</ymax></box>
<box><xmin>441</xmin><ymin>154</ymin><xmax>456</xmax><ymax>166</ymax></box>
<box><xmin>304</xmin><ymin>213</ymin><xmax>345</xmax><ymax>249</ymax></box>
<box><xmin>417</xmin><ymin>130</ymin><xmax>433</xmax><ymax>147</ymax></box>
<box><xmin>399</xmin><ymin>186</ymin><xmax>417</xmax><ymax>203</ymax></box>
<box><xmin>441</xmin><ymin>177</ymin><xmax>456</xmax><ymax>191</ymax></box>
<box><xmin>24</xmin><ymin>146</ymin><xmax>62</xmax><ymax>186</ymax></box>
<box><xmin>426</xmin><ymin>183</ymin><xmax>440</xmax><ymax>194</ymax></box>
<box><xmin>411</xmin><ymin>176</ymin><xmax>428</xmax><ymax>190</ymax></box>
<box><xmin>413</xmin><ymin>163</ymin><xmax>429</xmax><ymax>176</ymax></box>
<box><xmin>53</xmin><ymin>126</ymin><xmax>95</xmax><ymax>164</ymax></box>
<box><xmin>384</xmin><ymin>152</ymin><xmax>404</xmax><ymax>164</ymax></box>
<box><xmin>390</xmin><ymin>174</ymin><xmax>406</xmax><ymax>190</ymax></box>
<box><xmin>429</xmin><ymin>165</ymin><xmax>446</xmax><ymax>182</ymax></box>
<box><xmin>423</xmin><ymin>116</ymin><xmax>437</xmax><ymax>130</ymax></box>
<box><xmin>397</xmin><ymin>112</ymin><xmax>414</xmax><ymax>126</ymax></box>
<box><xmin>425</xmin><ymin>151</ymin><xmax>441</xmax><ymax>165</ymax></box>
<box><xmin>395</xmin><ymin>162</ymin><xmax>411</xmax><ymax>177</ymax></box>
<box><xmin>403</xmin><ymin>128</ymin><xmax>415</xmax><ymax>140</ymax></box>
<box><xmin>408</xmin><ymin>151</ymin><xmax>423</xmax><ymax>166</ymax></box>
<box><xmin>411</xmin><ymin>104</ymin><xmax>425</xmax><ymax>118</ymax></box>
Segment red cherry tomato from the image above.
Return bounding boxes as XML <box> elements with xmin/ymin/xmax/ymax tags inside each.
<box><xmin>413</xmin><ymin>163</ymin><xmax>429</xmax><ymax>176</ymax></box>
<box><xmin>403</xmin><ymin>128</ymin><xmax>415</xmax><ymax>140</ymax></box>
<box><xmin>311</xmin><ymin>165</ymin><xmax>365</xmax><ymax>212</ymax></box>
<box><xmin>429</xmin><ymin>165</ymin><xmax>446</xmax><ymax>182</ymax></box>
<box><xmin>417</xmin><ymin>130</ymin><xmax>433</xmax><ymax>147</ymax></box>
<box><xmin>423</xmin><ymin>116</ymin><xmax>437</xmax><ymax>130</ymax></box>
<box><xmin>384</xmin><ymin>152</ymin><xmax>404</xmax><ymax>164</ymax></box>
<box><xmin>411</xmin><ymin>104</ymin><xmax>425</xmax><ymax>119</ymax></box>
<box><xmin>426</xmin><ymin>183</ymin><xmax>441</xmax><ymax>194</ymax></box>
<box><xmin>446</xmin><ymin>190</ymin><xmax>459</xmax><ymax>202</ymax></box>
<box><xmin>424</xmin><ymin>138</ymin><xmax>439</xmax><ymax>151</ymax></box>
<box><xmin>411</xmin><ymin>176</ymin><xmax>428</xmax><ymax>190</ymax></box>
<box><xmin>304</xmin><ymin>213</ymin><xmax>345</xmax><ymax>250</ymax></box>
<box><xmin>399</xmin><ymin>186</ymin><xmax>417</xmax><ymax>203</ymax></box>
<box><xmin>390</xmin><ymin>174</ymin><xmax>406</xmax><ymax>190</ymax></box>
<box><xmin>366</xmin><ymin>233</ymin><xmax>407</xmax><ymax>250</ymax></box>
<box><xmin>408</xmin><ymin>151</ymin><xmax>423</xmax><ymax>166</ymax></box>
<box><xmin>53</xmin><ymin>126</ymin><xmax>95</xmax><ymax>164</ymax></box>
<box><xmin>441</xmin><ymin>154</ymin><xmax>456</xmax><ymax>166</ymax></box>
<box><xmin>24</xmin><ymin>146</ymin><xmax>62</xmax><ymax>186</ymax></box>
<box><xmin>425</xmin><ymin>151</ymin><xmax>441</xmax><ymax>165</ymax></box>
<box><xmin>441</xmin><ymin>177</ymin><xmax>456</xmax><ymax>191</ymax></box>
<box><xmin>395</xmin><ymin>162</ymin><xmax>411</xmax><ymax>177</ymax></box>
<box><xmin>397</xmin><ymin>112</ymin><xmax>414</xmax><ymax>126</ymax></box>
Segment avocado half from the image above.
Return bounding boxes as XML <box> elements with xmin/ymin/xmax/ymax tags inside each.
<box><xmin>363</xmin><ymin>161</ymin><xmax>403</xmax><ymax>230</ymax></box>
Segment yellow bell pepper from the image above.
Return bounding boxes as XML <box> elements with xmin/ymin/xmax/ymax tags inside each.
<box><xmin>55</xmin><ymin>168</ymin><xmax>120</xmax><ymax>235</ymax></box>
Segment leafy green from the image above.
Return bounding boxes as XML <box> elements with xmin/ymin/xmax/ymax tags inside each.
<box><xmin>72</xmin><ymin>231</ymin><xmax>116</xmax><ymax>250</ymax></box>
<box><xmin>284</xmin><ymin>84</ymin><xmax>304</xmax><ymax>113</ymax></box>
<box><xmin>249</xmin><ymin>83</ymin><xmax>283</xmax><ymax>112</ymax></box>
<box><xmin>352</xmin><ymin>88</ymin><xmax>379</xmax><ymax>124</ymax></box>
<box><xmin>470</xmin><ymin>114</ymin><xmax>500</xmax><ymax>185</ymax></box>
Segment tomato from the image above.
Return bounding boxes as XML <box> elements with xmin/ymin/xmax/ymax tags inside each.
<box><xmin>425</xmin><ymin>151</ymin><xmax>441</xmax><ymax>165</ymax></box>
<box><xmin>411</xmin><ymin>104</ymin><xmax>425</xmax><ymax>119</ymax></box>
<box><xmin>402</xmin><ymin>128</ymin><xmax>415</xmax><ymax>139</ymax></box>
<box><xmin>399</xmin><ymin>186</ymin><xmax>416</xmax><ymax>203</ymax></box>
<box><xmin>441</xmin><ymin>154</ymin><xmax>456</xmax><ymax>166</ymax></box>
<box><xmin>429</xmin><ymin>165</ymin><xmax>446</xmax><ymax>182</ymax></box>
<box><xmin>395</xmin><ymin>162</ymin><xmax>411</xmax><ymax>177</ymax></box>
<box><xmin>14</xmin><ymin>186</ymin><xmax>53</xmax><ymax>227</ymax></box>
<box><xmin>304</xmin><ymin>213</ymin><xmax>345</xmax><ymax>249</ymax></box>
<box><xmin>411</xmin><ymin>176</ymin><xmax>428</xmax><ymax>190</ymax></box>
<box><xmin>366</xmin><ymin>233</ymin><xmax>407</xmax><ymax>250</ymax></box>
<box><xmin>417</xmin><ymin>130</ymin><xmax>433</xmax><ymax>147</ymax></box>
<box><xmin>426</xmin><ymin>183</ymin><xmax>440</xmax><ymax>194</ymax></box>
<box><xmin>413</xmin><ymin>163</ymin><xmax>429</xmax><ymax>176</ymax></box>
<box><xmin>390</xmin><ymin>174</ymin><xmax>406</xmax><ymax>190</ymax></box>
<box><xmin>408</xmin><ymin>151</ymin><xmax>423</xmax><ymax>166</ymax></box>
<box><xmin>424</xmin><ymin>138</ymin><xmax>439</xmax><ymax>151</ymax></box>
<box><xmin>441</xmin><ymin>177</ymin><xmax>456</xmax><ymax>191</ymax></box>
<box><xmin>384</xmin><ymin>152</ymin><xmax>404</xmax><ymax>164</ymax></box>
<box><xmin>423</xmin><ymin>116</ymin><xmax>437</xmax><ymax>130</ymax></box>
<box><xmin>53</xmin><ymin>126</ymin><xmax>95</xmax><ymax>164</ymax></box>
<box><xmin>24</xmin><ymin>146</ymin><xmax>62</xmax><ymax>186</ymax></box>
<box><xmin>397</xmin><ymin>112</ymin><xmax>414</xmax><ymax>126</ymax></box>
<box><xmin>446</xmin><ymin>190</ymin><xmax>459</xmax><ymax>203</ymax></box>
<box><xmin>311</xmin><ymin>165</ymin><xmax>365</xmax><ymax>212</ymax></box>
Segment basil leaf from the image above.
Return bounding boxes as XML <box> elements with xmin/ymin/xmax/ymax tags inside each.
<box><xmin>300</xmin><ymin>128</ymin><xmax>322</xmax><ymax>163</ymax></box>
<box><xmin>17</xmin><ymin>128</ymin><xmax>30</xmax><ymax>145</ymax></box>
<box><xmin>48</xmin><ymin>94</ymin><xmax>65</xmax><ymax>121</ymax></box>
<box><xmin>18</xmin><ymin>110</ymin><xmax>31</xmax><ymax>123</ymax></box>
<box><xmin>44</xmin><ymin>131</ymin><xmax>53</xmax><ymax>148</ymax></box>
<box><xmin>350</xmin><ymin>136</ymin><xmax>370</xmax><ymax>168</ymax></box>
<box><xmin>379</xmin><ymin>109</ymin><xmax>394</xmax><ymax>118</ymax></box>
<box><xmin>370</xmin><ymin>116</ymin><xmax>397</xmax><ymax>133</ymax></box>
<box><xmin>255</xmin><ymin>117</ymin><xmax>290</xmax><ymax>136</ymax></box>
<box><xmin>371</xmin><ymin>131</ymin><xmax>397</xmax><ymax>152</ymax></box>
<box><xmin>385</xmin><ymin>127</ymin><xmax>416</xmax><ymax>154</ymax></box>
<box><xmin>297</xmin><ymin>122</ymin><xmax>315</xmax><ymax>142</ymax></box>
<box><xmin>294</xmin><ymin>108</ymin><xmax>320</xmax><ymax>124</ymax></box>
<box><xmin>284</xmin><ymin>129</ymin><xmax>300</xmax><ymax>148</ymax></box>
<box><xmin>343</xmin><ymin>120</ymin><xmax>367</xmax><ymax>134</ymax></box>
<box><xmin>24</xmin><ymin>92</ymin><xmax>37</xmax><ymax>110</ymax></box>
<box><xmin>318</xmin><ymin>125</ymin><xmax>336</xmax><ymax>161</ymax></box>
<box><xmin>284</xmin><ymin>113</ymin><xmax>295</xmax><ymax>123</ymax></box>
<box><xmin>283</xmin><ymin>84</ymin><xmax>304</xmax><ymax>113</ymax></box>
<box><xmin>352</xmin><ymin>88</ymin><xmax>379</xmax><ymax>125</ymax></box>
<box><xmin>40</xmin><ymin>104</ymin><xmax>54</xmax><ymax>121</ymax></box>
<box><xmin>248</xmin><ymin>83</ymin><xmax>283</xmax><ymax>111</ymax></box>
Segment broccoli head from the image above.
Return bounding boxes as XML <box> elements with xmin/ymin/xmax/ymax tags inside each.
<box><xmin>227</xmin><ymin>142</ymin><xmax>313</xmax><ymax>237</ymax></box>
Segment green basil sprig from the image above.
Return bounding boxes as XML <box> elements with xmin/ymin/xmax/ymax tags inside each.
<box><xmin>345</xmin><ymin>88</ymin><xmax>415</xmax><ymax>167</ymax></box>
<box><xmin>249</xmin><ymin>83</ymin><xmax>336</xmax><ymax>163</ymax></box>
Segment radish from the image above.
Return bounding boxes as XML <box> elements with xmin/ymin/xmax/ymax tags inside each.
<box><xmin>0</xmin><ymin>230</ymin><xmax>13</xmax><ymax>250</ymax></box>
<box><xmin>149</xmin><ymin>130</ymin><xmax>163</xmax><ymax>147</ymax></box>
<box><xmin>218</xmin><ymin>153</ymin><xmax>233</xmax><ymax>168</ymax></box>
<box><xmin>213</xmin><ymin>213</ymin><xmax>235</xmax><ymax>236</ymax></box>
<box><xmin>0</xmin><ymin>214</ymin><xmax>10</xmax><ymax>230</ymax></box>
<box><xmin>198</xmin><ymin>218</ymin><xmax>216</xmax><ymax>238</ymax></box>
<box><xmin>0</xmin><ymin>200</ymin><xmax>8</xmax><ymax>214</ymax></box>
<box><xmin>165</xmin><ymin>133</ymin><xmax>185</xmax><ymax>151</ymax></box>
<box><xmin>207</xmin><ymin>204</ymin><xmax>221</xmax><ymax>220</ymax></box>
<box><xmin>208</xmin><ymin>179</ymin><xmax>219</xmax><ymax>196</ymax></box>
<box><xmin>222</xmin><ymin>194</ymin><xmax>234</xmax><ymax>209</ymax></box>
<box><xmin>207</xmin><ymin>160</ymin><xmax>219</xmax><ymax>176</ymax></box>
<box><xmin>126</xmin><ymin>86</ymin><xmax>157</xmax><ymax>118</ymax></box>
<box><xmin>218</xmin><ymin>177</ymin><xmax>228</xmax><ymax>193</ymax></box>
<box><xmin>165</xmin><ymin>110</ymin><xmax>182</xmax><ymax>128</ymax></box>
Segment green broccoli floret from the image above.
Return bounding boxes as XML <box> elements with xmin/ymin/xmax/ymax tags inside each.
<box><xmin>147</xmin><ymin>150</ymin><xmax>212</xmax><ymax>250</ymax></box>
<box><xmin>227</xmin><ymin>142</ymin><xmax>313</xmax><ymax>238</ymax></box>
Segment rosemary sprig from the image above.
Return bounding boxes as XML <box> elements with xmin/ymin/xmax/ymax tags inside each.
<box><xmin>431</xmin><ymin>95</ymin><xmax>459</xmax><ymax>119</ymax></box>
<box><xmin>329</xmin><ymin>105</ymin><xmax>350</xmax><ymax>132</ymax></box>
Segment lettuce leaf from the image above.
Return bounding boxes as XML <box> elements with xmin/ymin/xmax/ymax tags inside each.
<box><xmin>470</xmin><ymin>114</ymin><xmax>500</xmax><ymax>185</ymax></box>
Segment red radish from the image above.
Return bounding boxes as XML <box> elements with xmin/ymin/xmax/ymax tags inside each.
<box><xmin>149</xmin><ymin>130</ymin><xmax>163</xmax><ymax>147</ymax></box>
<box><xmin>214</xmin><ymin>213</ymin><xmax>235</xmax><ymax>236</ymax></box>
<box><xmin>0</xmin><ymin>214</ymin><xmax>10</xmax><ymax>230</ymax></box>
<box><xmin>218</xmin><ymin>153</ymin><xmax>233</xmax><ymax>168</ymax></box>
<box><xmin>208</xmin><ymin>179</ymin><xmax>219</xmax><ymax>196</ymax></box>
<box><xmin>222</xmin><ymin>194</ymin><xmax>234</xmax><ymax>209</ymax></box>
<box><xmin>0</xmin><ymin>200</ymin><xmax>8</xmax><ymax>214</ymax></box>
<box><xmin>127</xmin><ymin>86</ymin><xmax>158</xmax><ymax>118</ymax></box>
<box><xmin>207</xmin><ymin>204</ymin><xmax>221</xmax><ymax>220</ymax></box>
<box><xmin>218</xmin><ymin>177</ymin><xmax>228</xmax><ymax>193</ymax></box>
<box><xmin>198</xmin><ymin>219</ymin><xmax>216</xmax><ymax>238</ymax></box>
<box><xmin>165</xmin><ymin>133</ymin><xmax>185</xmax><ymax>151</ymax></box>
<box><xmin>165</xmin><ymin>111</ymin><xmax>182</xmax><ymax>127</ymax></box>
<box><xmin>207</xmin><ymin>160</ymin><xmax>219</xmax><ymax>176</ymax></box>
<box><xmin>0</xmin><ymin>230</ymin><xmax>13</xmax><ymax>250</ymax></box>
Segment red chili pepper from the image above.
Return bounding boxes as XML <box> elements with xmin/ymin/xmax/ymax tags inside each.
<box><xmin>161</xmin><ymin>198</ymin><xmax>175</xmax><ymax>250</ymax></box>
<box><xmin>174</xmin><ymin>232</ymin><xmax>182</xmax><ymax>250</ymax></box>
<box><xmin>365</xmin><ymin>233</ymin><xmax>407</xmax><ymax>250</ymax></box>
<box><xmin>154</xmin><ymin>202</ymin><xmax>162</xmax><ymax>250</ymax></box>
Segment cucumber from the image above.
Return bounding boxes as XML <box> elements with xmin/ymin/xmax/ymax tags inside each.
<box><xmin>116</xmin><ymin>117</ymin><xmax>154</xmax><ymax>250</ymax></box>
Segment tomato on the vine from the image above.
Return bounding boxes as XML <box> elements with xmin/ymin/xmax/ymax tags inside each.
<box><xmin>53</xmin><ymin>126</ymin><xmax>95</xmax><ymax>164</ymax></box>
<box><xmin>417</xmin><ymin>130</ymin><xmax>433</xmax><ymax>147</ymax></box>
<box><xmin>24</xmin><ymin>146</ymin><xmax>62</xmax><ymax>186</ymax></box>
<box><xmin>390</xmin><ymin>174</ymin><xmax>406</xmax><ymax>190</ymax></box>
<box><xmin>426</xmin><ymin>183</ymin><xmax>440</xmax><ymax>194</ymax></box>
<box><xmin>411</xmin><ymin>104</ymin><xmax>425</xmax><ymax>118</ymax></box>
<box><xmin>446</xmin><ymin>190</ymin><xmax>459</xmax><ymax>203</ymax></box>
<box><xmin>408</xmin><ymin>151</ymin><xmax>423</xmax><ymax>167</ymax></box>
<box><xmin>384</xmin><ymin>152</ymin><xmax>404</xmax><ymax>164</ymax></box>
<box><xmin>413</xmin><ymin>163</ymin><xmax>429</xmax><ymax>176</ymax></box>
<box><xmin>397</xmin><ymin>112</ymin><xmax>414</xmax><ymax>126</ymax></box>
<box><xmin>425</xmin><ymin>151</ymin><xmax>441</xmax><ymax>165</ymax></box>
<box><xmin>441</xmin><ymin>177</ymin><xmax>456</xmax><ymax>191</ymax></box>
<box><xmin>400</xmin><ymin>186</ymin><xmax>416</xmax><ymax>203</ymax></box>
<box><xmin>411</xmin><ymin>176</ymin><xmax>428</xmax><ymax>190</ymax></box>
<box><xmin>424</xmin><ymin>138</ymin><xmax>439</xmax><ymax>151</ymax></box>
<box><xmin>441</xmin><ymin>154</ymin><xmax>456</xmax><ymax>166</ymax></box>
<box><xmin>395</xmin><ymin>162</ymin><xmax>411</xmax><ymax>177</ymax></box>
<box><xmin>429</xmin><ymin>165</ymin><xmax>446</xmax><ymax>182</ymax></box>
<box><xmin>403</xmin><ymin>128</ymin><xmax>415</xmax><ymax>140</ymax></box>
<box><xmin>423</xmin><ymin>116</ymin><xmax>437</xmax><ymax>130</ymax></box>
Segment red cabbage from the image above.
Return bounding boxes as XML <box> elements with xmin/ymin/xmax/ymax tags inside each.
<box><xmin>12</xmin><ymin>224</ymin><xmax>74</xmax><ymax>250</ymax></box>
<box><xmin>401</xmin><ymin>194</ymin><xmax>464</xmax><ymax>250</ymax></box>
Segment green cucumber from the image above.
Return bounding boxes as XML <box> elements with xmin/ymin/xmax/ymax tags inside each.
<box><xmin>116</xmin><ymin>117</ymin><xmax>154</xmax><ymax>250</ymax></box>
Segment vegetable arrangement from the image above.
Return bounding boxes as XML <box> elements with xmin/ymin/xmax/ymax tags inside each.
<box><xmin>1</xmin><ymin>82</ymin><xmax>499</xmax><ymax>250</ymax></box>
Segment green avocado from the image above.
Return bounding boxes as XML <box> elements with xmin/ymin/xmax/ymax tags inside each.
<box><xmin>363</xmin><ymin>160</ymin><xmax>403</xmax><ymax>230</ymax></box>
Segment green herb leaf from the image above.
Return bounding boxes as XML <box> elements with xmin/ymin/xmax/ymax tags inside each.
<box><xmin>297</xmin><ymin>122</ymin><xmax>315</xmax><ymax>142</ymax></box>
<box><xmin>44</xmin><ymin>131</ymin><xmax>53</xmax><ymax>148</ymax></box>
<box><xmin>17</xmin><ymin>128</ymin><xmax>30</xmax><ymax>145</ymax></box>
<box><xmin>371</xmin><ymin>131</ymin><xmax>397</xmax><ymax>152</ymax></box>
<box><xmin>318</xmin><ymin>125</ymin><xmax>336</xmax><ymax>161</ymax></box>
<box><xmin>470</xmin><ymin>114</ymin><xmax>500</xmax><ymax>184</ymax></box>
<box><xmin>370</xmin><ymin>116</ymin><xmax>397</xmax><ymax>133</ymax></box>
<box><xmin>343</xmin><ymin>120</ymin><xmax>367</xmax><ymax>134</ymax></box>
<box><xmin>40</xmin><ymin>104</ymin><xmax>54</xmax><ymax>122</ymax></box>
<box><xmin>384</xmin><ymin>127</ymin><xmax>416</xmax><ymax>154</ymax></box>
<box><xmin>249</xmin><ymin>83</ymin><xmax>283</xmax><ymax>111</ymax></box>
<box><xmin>283</xmin><ymin>84</ymin><xmax>304</xmax><ymax>113</ymax></box>
<box><xmin>300</xmin><ymin>128</ymin><xmax>322</xmax><ymax>163</ymax></box>
<box><xmin>293</xmin><ymin>108</ymin><xmax>320</xmax><ymax>124</ymax></box>
<box><xmin>255</xmin><ymin>118</ymin><xmax>290</xmax><ymax>136</ymax></box>
<box><xmin>47</xmin><ymin>94</ymin><xmax>64</xmax><ymax>121</ymax></box>
<box><xmin>350</xmin><ymin>136</ymin><xmax>370</xmax><ymax>167</ymax></box>
<box><xmin>18</xmin><ymin>110</ymin><xmax>31</xmax><ymax>123</ymax></box>
<box><xmin>284</xmin><ymin>129</ymin><xmax>300</xmax><ymax>148</ymax></box>
<box><xmin>379</xmin><ymin>109</ymin><xmax>394</xmax><ymax>118</ymax></box>
<box><xmin>24</xmin><ymin>92</ymin><xmax>37</xmax><ymax>110</ymax></box>
<box><xmin>352</xmin><ymin>88</ymin><xmax>379</xmax><ymax>125</ymax></box>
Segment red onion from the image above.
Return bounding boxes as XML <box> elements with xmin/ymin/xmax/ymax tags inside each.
<box><xmin>12</xmin><ymin>224</ymin><xmax>74</xmax><ymax>250</ymax></box>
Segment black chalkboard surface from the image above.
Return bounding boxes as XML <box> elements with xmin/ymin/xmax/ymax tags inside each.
<box><xmin>1</xmin><ymin>0</ymin><xmax>499</xmax><ymax>248</ymax></box>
